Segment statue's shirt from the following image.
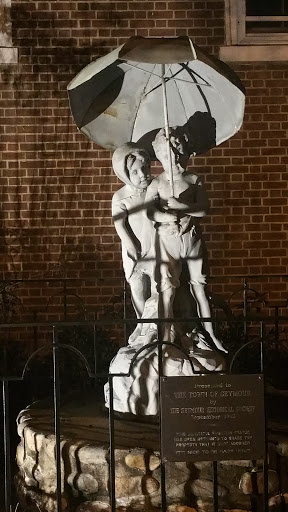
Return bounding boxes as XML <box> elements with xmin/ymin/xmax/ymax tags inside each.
<box><xmin>146</xmin><ymin>172</ymin><xmax>207</xmax><ymax>236</ymax></box>
<box><xmin>112</xmin><ymin>185</ymin><xmax>154</xmax><ymax>255</ymax></box>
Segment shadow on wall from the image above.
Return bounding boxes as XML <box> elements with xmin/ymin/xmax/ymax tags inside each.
<box><xmin>1</xmin><ymin>5</ymin><xmax>118</xmax><ymax>275</ymax></box>
<box><xmin>10</xmin><ymin>4</ymin><xmax>114</xmax><ymax>67</ymax></box>
<box><xmin>0</xmin><ymin>210</ymin><xmax>8</xmax><ymax>259</ymax></box>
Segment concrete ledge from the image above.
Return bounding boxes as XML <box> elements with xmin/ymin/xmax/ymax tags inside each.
<box><xmin>219</xmin><ymin>45</ymin><xmax>288</xmax><ymax>62</ymax></box>
<box><xmin>0</xmin><ymin>46</ymin><xmax>18</xmax><ymax>64</ymax></box>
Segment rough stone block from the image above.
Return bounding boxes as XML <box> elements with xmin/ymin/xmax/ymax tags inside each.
<box><xmin>239</xmin><ymin>470</ymin><xmax>279</xmax><ymax>495</ymax></box>
<box><xmin>190</xmin><ymin>478</ymin><xmax>228</xmax><ymax>499</ymax></box>
<box><xmin>125</xmin><ymin>449</ymin><xmax>160</xmax><ymax>471</ymax></box>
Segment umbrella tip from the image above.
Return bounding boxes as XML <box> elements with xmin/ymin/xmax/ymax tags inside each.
<box><xmin>188</xmin><ymin>39</ymin><xmax>197</xmax><ymax>60</ymax></box>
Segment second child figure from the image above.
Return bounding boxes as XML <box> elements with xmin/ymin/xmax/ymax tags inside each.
<box><xmin>112</xmin><ymin>143</ymin><xmax>155</xmax><ymax>321</ymax></box>
<box><xmin>146</xmin><ymin>127</ymin><xmax>227</xmax><ymax>353</ymax></box>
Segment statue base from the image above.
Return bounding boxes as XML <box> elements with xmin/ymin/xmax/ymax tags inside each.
<box><xmin>16</xmin><ymin>392</ymin><xmax>287</xmax><ymax>512</ymax></box>
<box><xmin>104</xmin><ymin>339</ymin><xmax>226</xmax><ymax>416</ymax></box>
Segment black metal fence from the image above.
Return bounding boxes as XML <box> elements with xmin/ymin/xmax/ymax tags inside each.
<box><xmin>1</xmin><ymin>275</ymin><xmax>288</xmax><ymax>512</ymax></box>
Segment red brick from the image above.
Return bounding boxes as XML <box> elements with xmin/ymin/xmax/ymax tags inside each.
<box><xmin>0</xmin><ymin>0</ymin><xmax>286</xmax><ymax>312</ymax></box>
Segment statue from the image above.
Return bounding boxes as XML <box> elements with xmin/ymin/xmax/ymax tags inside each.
<box><xmin>105</xmin><ymin>130</ymin><xmax>227</xmax><ymax>416</ymax></box>
<box><xmin>111</xmin><ymin>143</ymin><xmax>161</xmax><ymax>346</ymax></box>
<box><xmin>111</xmin><ymin>143</ymin><xmax>154</xmax><ymax>319</ymax></box>
<box><xmin>146</xmin><ymin>127</ymin><xmax>227</xmax><ymax>353</ymax></box>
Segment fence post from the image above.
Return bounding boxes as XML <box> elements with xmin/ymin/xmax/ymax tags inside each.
<box><xmin>2</xmin><ymin>377</ymin><xmax>12</xmax><ymax>512</ymax></box>
<box><xmin>53</xmin><ymin>326</ymin><xmax>62</xmax><ymax>512</ymax></box>
<box><xmin>213</xmin><ymin>461</ymin><xmax>218</xmax><ymax>512</ymax></box>
<box><xmin>158</xmin><ymin>341</ymin><xmax>167</xmax><ymax>512</ymax></box>
<box><xmin>108</xmin><ymin>374</ymin><xmax>116</xmax><ymax>512</ymax></box>
<box><xmin>261</xmin><ymin>329</ymin><xmax>269</xmax><ymax>512</ymax></box>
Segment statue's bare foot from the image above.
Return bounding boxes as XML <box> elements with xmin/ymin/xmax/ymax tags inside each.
<box><xmin>211</xmin><ymin>337</ymin><xmax>228</xmax><ymax>354</ymax></box>
<box><xmin>196</xmin><ymin>338</ymin><xmax>213</xmax><ymax>351</ymax></box>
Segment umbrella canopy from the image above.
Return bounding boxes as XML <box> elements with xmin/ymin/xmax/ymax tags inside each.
<box><xmin>68</xmin><ymin>36</ymin><xmax>245</xmax><ymax>156</ymax></box>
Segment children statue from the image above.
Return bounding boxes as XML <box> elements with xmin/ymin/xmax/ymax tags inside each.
<box><xmin>146</xmin><ymin>127</ymin><xmax>227</xmax><ymax>353</ymax></box>
<box><xmin>111</xmin><ymin>143</ymin><xmax>154</xmax><ymax>319</ymax></box>
<box><xmin>105</xmin><ymin>131</ymin><xmax>227</xmax><ymax>416</ymax></box>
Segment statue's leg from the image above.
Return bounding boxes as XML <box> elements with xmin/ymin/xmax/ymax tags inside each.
<box><xmin>155</xmin><ymin>233</ymin><xmax>181</xmax><ymax>342</ymax></box>
<box><xmin>129</xmin><ymin>271</ymin><xmax>150</xmax><ymax>319</ymax></box>
<box><xmin>185</xmin><ymin>234</ymin><xmax>228</xmax><ymax>353</ymax></box>
<box><xmin>189</xmin><ymin>284</ymin><xmax>227</xmax><ymax>353</ymax></box>
<box><xmin>158</xmin><ymin>284</ymin><xmax>176</xmax><ymax>341</ymax></box>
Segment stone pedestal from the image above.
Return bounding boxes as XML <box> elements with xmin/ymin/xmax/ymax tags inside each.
<box><xmin>104</xmin><ymin>340</ymin><xmax>226</xmax><ymax>416</ymax></box>
<box><xmin>15</xmin><ymin>392</ymin><xmax>288</xmax><ymax>512</ymax></box>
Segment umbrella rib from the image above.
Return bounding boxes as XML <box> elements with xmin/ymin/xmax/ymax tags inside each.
<box><xmin>122</xmin><ymin>61</ymin><xmax>167</xmax><ymax>103</ymax></box>
<box><xmin>181</xmin><ymin>63</ymin><xmax>242</xmax><ymax>141</ymax></box>
<box><xmin>167</xmin><ymin>66</ymin><xmax>189</xmax><ymax>125</ymax></box>
<box><xmin>183</xmin><ymin>63</ymin><xmax>242</xmax><ymax>139</ymax></box>
<box><xmin>122</xmin><ymin>62</ymin><xmax>211</xmax><ymax>94</ymax></box>
<box><xmin>122</xmin><ymin>61</ymin><xmax>162</xmax><ymax>79</ymax></box>
<box><xmin>129</xmin><ymin>63</ymin><xmax>159</xmax><ymax>142</ymax></box>
<box><xmin>183</xmin><ymin>65</ymin><xmax>211</xmax><ymax>87</ymax></box>
<box><xmin>182</xmin><ymin>63</ymin><xmax>211</xmax><ymax>115</ymax></box>
<box><xmin>142</xmin><ymin>64</ymin><xmax>174</xmax><ymax>98</ymax></box>
<box><xmin>143</xmin><ymin>66</ymin><xmax>211</xmax><ymax>99</ymax></box>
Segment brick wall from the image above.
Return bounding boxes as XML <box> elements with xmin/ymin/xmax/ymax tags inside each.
<box><xmin>1</xmin><ymin>0</ymin><xmax>288</xmax><ymax>316</ymax></box>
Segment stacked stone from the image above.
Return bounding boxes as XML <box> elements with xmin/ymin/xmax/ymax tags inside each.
<box><xmin>16</xmin><ymin>404</ymin><xmax>288</xmax><ymax>512</ymax></box>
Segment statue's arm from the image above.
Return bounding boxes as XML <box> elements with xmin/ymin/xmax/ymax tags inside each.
<box><xmin>167</xmin><ymin>176</ymin><xmax>209</xmax><ymax>218</ymax></box>
<box><xmin>112</xmin><ymin>197</ymin><xmax>139</xmax><ymax>261</ymax></box>
<box><xmin>145</xmin><ymin>180</ymin><xmax>177</xmax><ymax>223</ymax></box>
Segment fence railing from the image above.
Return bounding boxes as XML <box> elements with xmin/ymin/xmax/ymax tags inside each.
<box><xmin>1</xmin><ymin>276</ymin><xmax>288</xmax><ymax>512</ymax></box>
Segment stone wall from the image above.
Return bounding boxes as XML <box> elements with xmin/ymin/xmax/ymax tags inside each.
<box><xmin>16</xmin><ymin>400</ymin><xmax>288</xmax><ymax>512</ymax></box>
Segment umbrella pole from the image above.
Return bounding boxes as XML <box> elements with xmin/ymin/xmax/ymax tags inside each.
<box><xmin>161</xmin><ymin>64</ymin><xmax>174</xmax><ymax>197</ymax></box>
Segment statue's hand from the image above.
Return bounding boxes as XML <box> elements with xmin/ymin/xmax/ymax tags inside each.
<box><xmin>167</xmin><ymin>197</ymin><xmax>182</xmax><ymax>210</ymax></box>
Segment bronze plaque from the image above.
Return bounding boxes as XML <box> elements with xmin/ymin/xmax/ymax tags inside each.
<box><xmin>161</xmin><ymin>374</ymin><xmax>265</xmax><ymax>462</ymax></box>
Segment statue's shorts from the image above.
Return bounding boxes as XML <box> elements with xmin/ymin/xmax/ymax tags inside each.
<box><xmin>122</xmin><ymin>248</ymin><xmax>154</xmax><ymax>283</ymax></box>
<box><xmin>155</xmin><ymin>228</ymin><xmax>208</xmax><ymax>292</ymax></box>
